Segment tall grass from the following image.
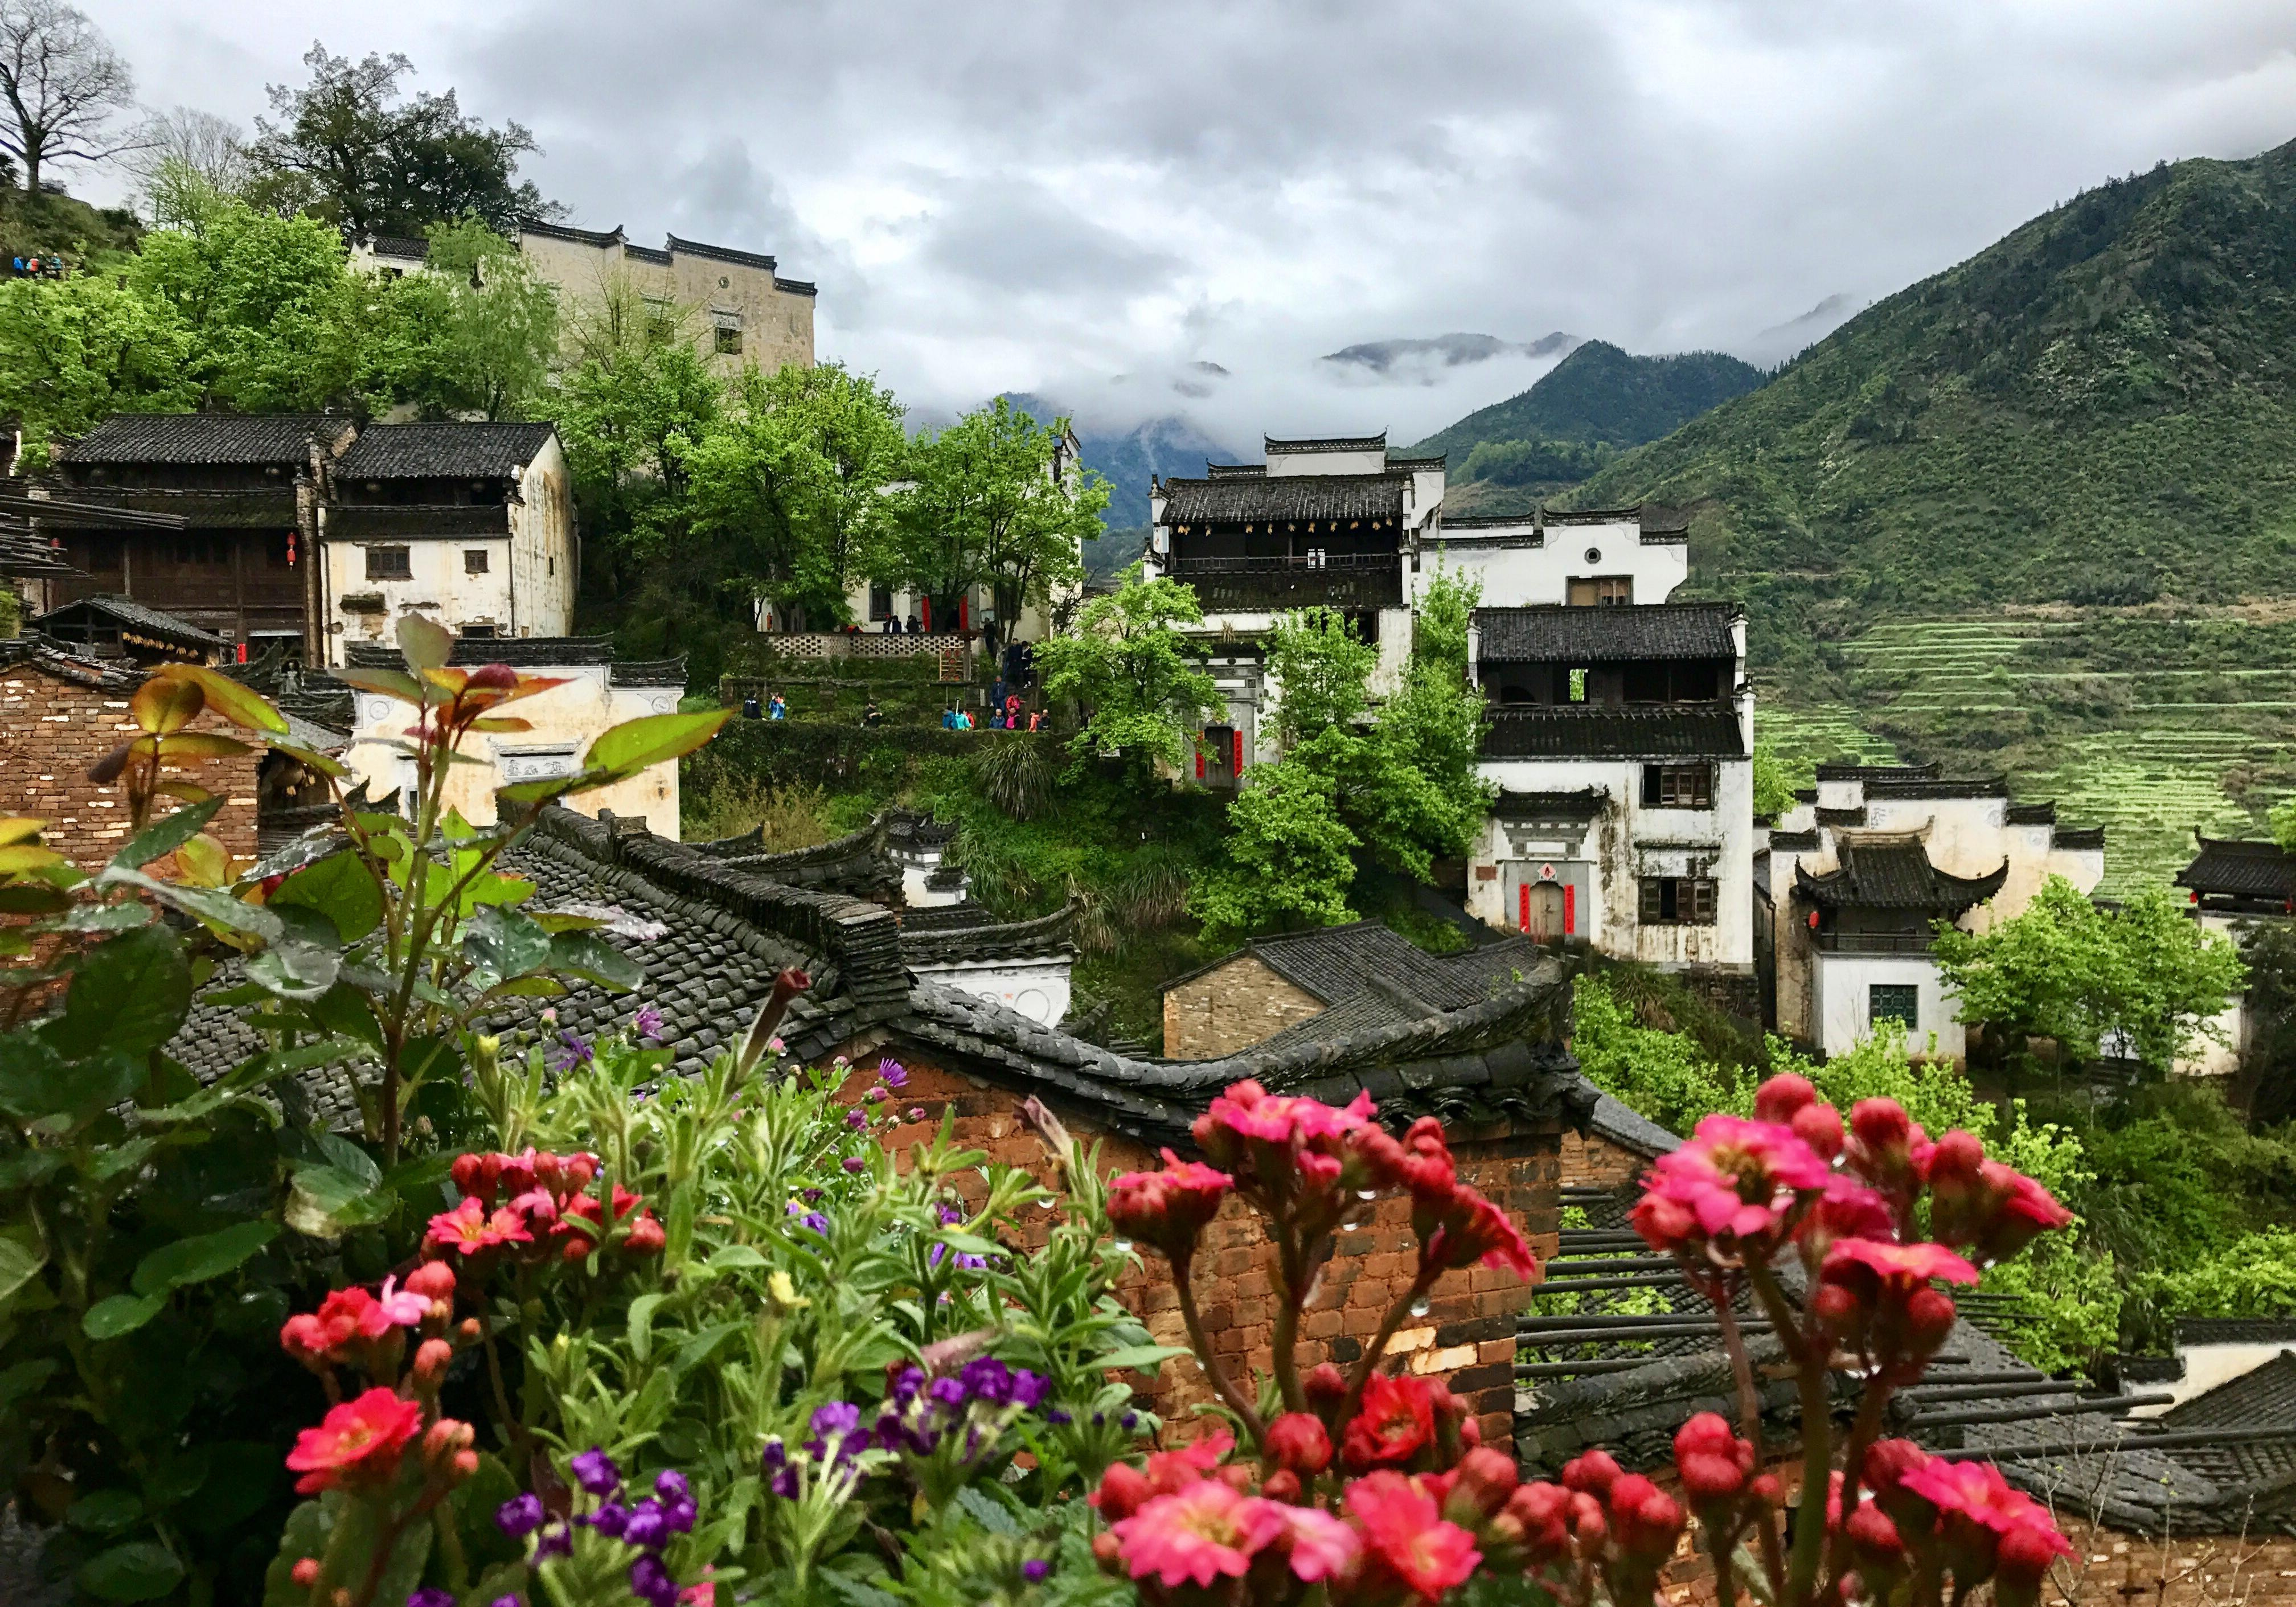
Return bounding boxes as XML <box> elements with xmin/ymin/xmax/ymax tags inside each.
<box><xmin>682</xmin><ymin>776</ymin><xmax>837</xmax><ymax>850</ymax></box>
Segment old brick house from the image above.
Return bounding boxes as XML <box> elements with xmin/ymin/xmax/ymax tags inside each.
<box><xmin>172</xmin><ymin>804</ymin><xmax>1604</xmax><ymax>1445</ymax></box>
<box><xmin>0</xmin><ymin>638</ymin><xmax>261</xmax><ymax>867</ymax></box>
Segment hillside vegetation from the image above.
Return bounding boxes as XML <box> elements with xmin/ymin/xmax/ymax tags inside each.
<box><xmin>1411</xmin><ymin>339</ymin><xmax>1765</xmax><ymax>506</ymax></box>
<box><xmin>1575</xmin><ymin>140</ymin><xmax>2296</xmax><ymax>657</ymax></box>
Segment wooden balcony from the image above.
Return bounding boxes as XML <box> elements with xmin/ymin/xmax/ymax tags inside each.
<box><xmin>1170</xmin><ymin>554</ymin><xmax>1402</xmax><ymax>612</ymax></box>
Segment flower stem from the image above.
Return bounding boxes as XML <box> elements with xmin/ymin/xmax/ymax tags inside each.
<box><xmin>1713</xmin><ymin>1285</ymin><xmax>1787</xmax><ymax>1600</ymax></box>
<box><xmin>1172</xmin><ymin>1252</ymin><xmax>1266</xmax><ymax>1450</ymax></box>
<box><xmin>1338</xmin><ymin>1265</ymin><xmax>1437</xmax><ymax>1428</ymax></box>
<box><xmin>1270</xmin><ymin>1232</ymin><xmax>1307</xmax><ymax>1414</ymax></box>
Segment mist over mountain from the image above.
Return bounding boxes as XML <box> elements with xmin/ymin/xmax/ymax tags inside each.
<box><xmin>1319</xmin><ymin>331</ymin><xmax>1580</xmax><ymax>384</ymax></box>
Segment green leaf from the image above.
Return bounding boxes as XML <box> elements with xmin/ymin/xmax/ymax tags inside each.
<box><xmin>465</xmin><ymin>903</ymin><xmax>553</xmax><ymax>981</ymax></box>
<box><xmin>0</xmin><ymin>1232</ymin><xmax>48</xmax><ymax>1309</ymax></box>
<box><xmin>270</xmin><ymin>853</ymin><xmax>383</xmax><ymax>944</ymax></box>
<box><xmin>668</xmin><ymin>1319</ymin><xmax>744</xmax><ymax>1376</ymax></box>
<box><xmin>130</xmin><ymin>1220</ymin><xmax>280</xmax><ymax>1298</ymax></box>
<box><xmin>97</xmin><ymin>867</ymin><xmax>283</xmax><ymax>943</ymax></box>
<box><xmin>67</xmin><ymin>1490</ymin><xmax>144</xmax><ymax>1534</ymax></box>
<box><xmin>0</xmin><ymin>1146</ymin><xmax>61</xmax><ymax>1190</ymax></box>
<box><xmin>332</xmin><ymin>666</ymin><xmax>424</xmax><ymax>702</ymax></box>
<box><xmin>398</xmin><ymin>613</ymin><xmax>453</xmax><ymax>671</ymax></box>
<box><xmin>261</xmin><ymin>1501</ymin><xmax>333</xmax><ymax>1606</ymax></box>
<box><xmin>546</xmin><ymin>931</ymin><xmax>643</xmax><ymax>991</ymax></box>
<box><xmin>0</xmin><ymin>882</ymin><xmax>74</xmax><ymax>915</ymax></box>
<box><xmin>246</xmin><ymin>939</ymin><xmax>342</xmax><ymax>1002</ymax></box>
<box><xmin>0</xmin><ymin>1036</ymin><xmax>139</xmax><ymax>1125</ymax></box>
<box><xmin>108</xmin><ymin>797</ymin><xmax>223</xmax><ymax>871</ymax></box>
<box><xmin>75</xmin><ymin>1540</ymin><xmax>184</xmax><ymax>1602</ymax></box>
<box><xmin>51</xmin><ymin>925</ymin><xmax>192</xmax><ymax>1059</ymax></box>
<box><xmin>0</xmin><ymin>1359</ymin><xmax>58</xmax><ymax>1410</ymax></box>
<box><xmin>628</xmin><ymin>1291</ymin><xmax>666</xmax><ymax>1363</ymax></box>
<box><xmin>1092</xmin><ymin>1344</ymin><xmax>1193</xmax><ymax>1374</ymax></box>
<box><xmin>59</xmin><ymin>903</ymin><xmax>155</xmax><ymax>933</ymax></box>
<box><xmin>580</xmin><ymin>709</ymin><xmax>733</xmax><ymax>780</ymax></box>
<box><xmin>297</xmin><ymin>1130</ymin><xmax>382</xmax><ymax>1188</ymax></box>
<box><xmin>83</xmin><ymin>1292</ymin><xmax>166</xmax><ymax>1340</ymax></box>
<box><xmin>284</xmin><ymin>1166</ymin><xmax>392</xmax><ymax>1239</ymax></box>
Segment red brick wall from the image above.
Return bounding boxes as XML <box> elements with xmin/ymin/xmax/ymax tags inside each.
<box><xmin>0</xmin><ymin>663</ymin><xmax>260</xmax><ymax>868</ymax></box>
<box><xmin>1561</xmin><ymin>1129</ymin><xmax>1656</xmax><ymax>1191</ymax></box>
<box><xmin>840</xmin><ymin>1055</ymin><xmax>1560</xmax><ymax>1450</ymax></box>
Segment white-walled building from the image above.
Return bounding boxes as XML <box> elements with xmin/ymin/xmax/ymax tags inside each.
<box><xmin>317</xmin><ymin>424</ymin><xmax>576</xmax><ymax>666</ymax></box>
<box><xmin>1464</xmin><ymin>602</ymin><xmax>1757</xmax><ymax>977</ymax></box>
<box><xmin>1760</xmin><ymin>766</ymin><xmax>2106</xmax><ymax>1060</ymax></box>
<box><xmin>2172</xmin><ymin>836</ymin><xmax>2294</xmax><ymax>1078</ymax></box>
<box><xmin>1420</xmin><ymin>507</ymin><xmax>1690</xmax><ymax>611</ymax></box>
<box><xmin>338</xmin><ymin>637</ymin><xmax>687</xmax><ymax>837</ymax></box>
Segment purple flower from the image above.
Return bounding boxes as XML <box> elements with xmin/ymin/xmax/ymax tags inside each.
<box><xmin>549</xmin><ymin>1029</ymin><xmax>594</xmax><ymax>1073</ymax></box>
<box><xmin>655</xmin><ymin>1469</ymin><xmax>690</xmax><ymax>1503</ymax></box>
<box><xmin>878</xmin><ymin>1060</ymin><xmax>909</xmax><ymax>1090</ymax></box>
<box><xmin>802</xmin><ymin>1187</ymin><xmax>825</xmax><ymax>1204</ymax></box>
<box><xmin>812</xmin><ymin>1400</ymin><xmax>863</xmax><ymax>1438</ymax></box>
<box><xmin>845</xmin><ymin>1108</ymin><xmax>868</xmax><ymax>1130</ymax></box>
<box><xmin>1120</xmin><ymin>1412</ymin><xmax>1138</xmax><ymax>1430</ymax></box>
<box><xmin>928</xmin><ymin>1376</ymin><xmax>968</xmax><ymax>1412</ymax></box>
<box><xmin>804</xmin><ymin>1212</ymin><xmax>829</xmax><ymax>1234</ymax></box>
<box><xmin>570</xmin><ymin>1446</ymin><xmax>622</xmax><ymax>1497</ymax></box>
<box><xmin>1023</xmin><ymin>1559</ymin><xmax>1051</xmax><ymax>1583</ymax></box>
<box><xmin>621</xmin><ymin>1500</ymin><xmax>670</xmax><ymax>1550</ymax></box>
<box><xmin>908</xmin><ymin>1107</ymin><xmax>926</xmax><ymax>1122</ymax></box>
<box><xmin>587</xmin><ymin>1500</ymin><xmax>630</xmax><ymax>1540</ymax></box>
<box><xmin>633</xmin><ymin>1004</ymin><xmax>665</xmax><ymax>1043</ymax></box>
<box><xmin>665</xmin><ymin>1496</ymin><xmax>697</xmax><ymax>1534</ymax></box>
<box><xmin>938</xmin><ymin>1204</ymin><xmax>964</xmax><ymax>1225</ymax></box>
<box><xmin>960</xmin><ymin>1358</ymin><xmax>1011</xmax><ymax>1404</ymax></box>
<box><xmin>1046</xmin><ymin>1408</ymin><xmax>1072</xmax><ymax>1425</ymax></box>
<box><xmin>841</xmin><ymin>1156</ymin><xmax>866</xmax><ymax>1174</ymax></box>
<box><xmin>769</xmin><ymin>1465</ymin><xmax>799</xmax><ymax>1498</ymax></box>
<box><xmin>493</xmin><ymin>1597</ymin><xmax>522</xmax><ymax>1607</ymax></box>
<box><xmin>1010</xmin><ymin>1369</ymin><xmax>1051</xmax><ymax>1410</ymax></box>
<box><xmin>534</xmin><ymin>1520</ymin><xmax>574</xmax><ymax>1561</ymax></box>
<box><xmin>408</xmin><ymin>1591</ymin><xmax>456</xmax><ymax>1607</ymax></box>
<box><xmin>495</xmin><ymin>1493</ymin><xmax>545</xmax><ymax>1538</ymax></box>
<box><xmin>629</xmin><ymin>1553</ymin><xmax>679</xmax><ymax>1607</ymax></box>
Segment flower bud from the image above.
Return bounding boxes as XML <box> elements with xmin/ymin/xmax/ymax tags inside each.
<box><xmin>412</xmin><ymin>1339</ymin><xmax>453</xmax><ymax>1389</ymax></box>
<box><xmin>623</xmin><ymin>1213</ymin><xmax>667</xmax><ymax>1255</ymax></box>
<box><xmin>1905</xmin><ymin>1287</ymin><xmax>1959</xmax><ymax>1352</ymax></box>
<box><xmin>291</xmin><ymin>1559</ymin><xmax>320</xmax><ymax>1587</ymax></box>
<box><xmin>1267</xmin><ymin>1412</ymin><xmax>1332</xmax><ymax>1477</ymax></box>
<box><xmin>1261</xmin><ymin>1469</ymin><xmax>1303</xmax><ymax>1503</ymax></box>
<box><xmin>1994</xmin><ymin>1522</ymin><xmax>2074</xmax><ymax>1607</ymax></box>
<box><xmin>1753</xmin><ymin>1074</ymin><xmax>1818</xmax><ymax>1125</ymax></box>
<box><xmin>1091</xmin><ymin>1461</ymin><xmax>1153</xmax><ymax>1522</ymax></box>
<box><xmin>1106</xmin><ymin>1152</ymin><xmax>1233</xmax><ymax>1262</ymax></box>
<box><xmin>1090</xmin><ymin>1530</ymin><xmax>1124</xmax><ymax>1571</ymax></box>
<box><xmin>1448</xmin><ymin>1448</ymin><xmax>1520</xmax><ymax>1523</ymax></box>
<box><xmin>1303</xmin><ymin>1362</ymin><xmax>1349</xmax><ymax>1420</ymax></box>
<box><xmin>407</xmin><ymin>1260</ymin><xmax>458</xmax><ymax>1302</ymax></box>
<box><xmin>458</xmin><ymin>1318</ymin><xmax>481</xmax><ymax>1342</ymax></box>
<box><xmin>1793</xmin><ymin>1101</ymin><xmax>1845</xmax><ymax>1161</ymax></box>
<box><xmin>1561</xmin><ymin>1448</ymin><xmax>1620</xmax><ymax>1498</ymax></box>
<box><xmin>1923</xmin><ymin>1129</ymin><xmax>1988</xmax><ymax>1240</ymax></box>
<box><xmin>1608</xmin><ymin>1474</ymin><xmax>1686</xmax><ymax>1557</ymax></box>
<box><xmin>1673</xmin><ymin>1412</ymin><xmax>1753</xmax><ymax>1506</ymax></box>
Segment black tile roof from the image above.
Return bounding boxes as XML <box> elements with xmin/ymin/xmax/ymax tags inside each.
<box><xmin>519</xmin><ymin>219</ymin><xmax>625</xmax><ymax>248</ymax></box>
<box><xmin>1863</xmin><ymin>776</ymin><xmax>2010</xmax><ymax>801</ymax></box>
<box><xmin>773</xmin><ymin>277</ymin><xmax>818</xmax><ymax>297</ymax></box>
<box><xmin>625</xmin><ymin>245</ymin><xmax>671</xmax><ymax>267</ymax></box>
<box><xmin>1242</xmin><ymin>921</ymin><xmax>1541</xmax><ymax>1012</ymax></box>
<box><xmin>666</xmin><ymin>233</ymin><xmax>776</xmax><ymax>272</ymax></box>
<box><xmin>60</xmin><ymin>413</ymin><xmax>352</xmax><ymax>467</ymax></box>
<box><xmin>2177</xmin><ymin>838</ymin><xmax>2296</xmax><ymax>903</ymax></box>
<box><xmin>905</xmin><ymin>904</ymin><xmax>1077</xmax><ymax>968</ymax></box>
<box><xmin>32</xmin><ymin>594</ymin><xmax>227</xmax><ymax>649</ymax></box>
<box><xmin>1203</xmin><ymin>463</ymin><xmax>1266</xmax><ymax>479</ymax></box>
<box><xmin>335</xmin><ymin>423</ymin><xmax>557</xmax><ymax>480</ymax></box>
<box><xmin>2053</xmin><ymin>826</ymin><xmax>2105</xmax><ymax>851</ymax></box>
<box><xmin>1482</xmin><ymin>706</ymin><xmax>1745</xmax><ymax>759</ymax></box>
<box><xmin>1493</xmin><ymin>788</ymin><xmax>1608</xmax><ymax>821</ymax></box>
<box><xmin>1385</xmin><ymin>453</ymin><xmax>1446</xmax><ymax>471</ymax></box>
<box><xmin>0</xmin><ymin>635</ymin><xmax>144</xmax><ymax>692</ymax></box>
<box><xmin>1265</xmin><ymin>433</ymin><xmax>1386</xmax><ymax>454</ymax></box>
<box><xmin>2179</xmin><ymin>1318</ymin><xmax>2296</xmax><ymax>1346</ymax></box>
<box><xmin>343</xmin><ymin>637</ymin><xmax>618</xmax><ymax>668</ymax></box>
<box><xmin>1814</xmin><ymin>762</ymin><xmax>1938</xmax><ymax>782</ymax></box>
<box><xmin>1768</xmin><ymin>829</ymin><xmax>1821</xmax><ymax>851</ymax></box>
<box><xmin>1474</xmin><ymin>603</ymin><xmax>1739</xmax><ymax>663</ymax></box>
<box><xmin>1161</xmin><ymin>472</ymin><xmax>1408</xmax><ymax>526</ymax></box>
<box><xmin>2006</xmin><ymin>802</ymin><xmax>2057</xmax><ymax>825</ymax></box>
<box><xmin>2163</xmin><ymin>1352</ymin><xmax>2296</xmax><ymax>1430</ymax></box>
<box><xmin>1795</xmin><ymin>841</ymin><xmax>2007</xmax><ymax>911</ymax></box>
<box><xmin>367</xmin><ymin>235</ymin><xmax>430</xmax><ymax>261</ymax></box>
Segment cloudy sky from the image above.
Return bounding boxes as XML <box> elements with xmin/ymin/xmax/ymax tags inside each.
<box><xmin>77</xmin><ymin>0</ymin><xmax>2296</xmax><ymax>446</ymax></box>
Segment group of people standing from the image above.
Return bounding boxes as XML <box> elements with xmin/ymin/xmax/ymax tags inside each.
<box><xmin>942</xmin><ymin>694</ymin><xmax>1042</xmax><ymax>732</ymax></box>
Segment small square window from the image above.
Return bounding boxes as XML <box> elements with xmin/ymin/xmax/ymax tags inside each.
<box><xmin>461</xmin><ymin>623</ymin><xmax>497</xmax><ymax>639</ymax></box>
<box><xmin>364</xmin><ymin>546</ymin><xmax>411</xmax><ymax>581</ymax></box>
<box><xmin>1641</xmin><ymin>762</ymin><xmax>1714</xmax><ymax>809</ymax></box>
<box><xmin>1639</xmin><ymin>876</ymin><xmax>1717</xmax><ymax>926</ymax></box>
<box><xmin>465</xmin><ymin>548</ymin><xmax>490</xmax><ymax>575</ymax></box>
<box><xmin>1871</xmin><ymin>983</ymin><xmax>1920</xmax><ymax>1030</ymax></box>
<box><xmin>715</xmin><ymin>325</ymin><xmax>743</xmax><ymax>355</ymax></box>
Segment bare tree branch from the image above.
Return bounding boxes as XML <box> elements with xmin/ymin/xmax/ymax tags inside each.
<box><xmin>0</xmin><ymin>0</ymin><xmax>138</xmax><ymax>197</ymax></box>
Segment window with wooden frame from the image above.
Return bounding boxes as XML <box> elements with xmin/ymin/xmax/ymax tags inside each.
<box><xmin>1566</xmin><ymin>576</ymin><xmax>1634</xmax><ymax>606</ymax></box>
<box><xmin>464</xmin><ymin>548</ymin><xmax>490</xmax><ymax>575</ymax></box>
<box><xmin>1870</xmin><ymin>983</ymin><xmax>1920</xmax><ymax>1030</ymax></box>
<box><xmin>364</xmin><ymin>546</ymin><xmax>412</xmax><ymax>581</ymax></box>
<box><xmin>1639</xmin><ymin>876</ymin><xmax>1717</xmax><ymax>925</ymax></box>
<box><xmin>1641</xmin><ymin>762</ymin><xmax>1714</xmax><ymax>808</ymax></box>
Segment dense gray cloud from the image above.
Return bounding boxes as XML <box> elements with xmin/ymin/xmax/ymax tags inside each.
<box><xmin>76</xmin><ymin>0</ymin><xmax>2296</xmax><ymax>444</ymax></box>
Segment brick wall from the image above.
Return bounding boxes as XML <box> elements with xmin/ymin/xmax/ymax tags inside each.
<box><xmin>1163</xmin><ymin>954</ymin><xmax>1327</xmax><ymax>1060</ymax></box>
<box><xmin>0</xmin><ymin>662</ymin><xmax>260</xmax><ymax>867</ymax></box>
<box><xmin>1561</xmin><ymin>1129</ymin><xmax>1655</xmax><ymax>1191</ymax></box>
<box><xmin>840</xmin><ymin>1054</ymin><xmax>1560</xmax><ymax>1450</ymax></box>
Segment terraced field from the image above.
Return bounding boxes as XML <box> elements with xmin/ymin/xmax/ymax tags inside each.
<box><xmin>1762</xmin><ymin>609</ymin><xmax>2296</xmax><ymax>897</ymax></box>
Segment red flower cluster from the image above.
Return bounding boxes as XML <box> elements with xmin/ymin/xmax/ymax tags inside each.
<box><xmin>1826</xmin><ymin>1439</ymin><xmax>2075</xmax><ymax>1607</ymax></box>
<box><xmin>1109</xmin><ymin>1149</ymin><xmax>1235</xmax><ymax>1261</ymax></box>
<box><xmin>425</xmin><ymin>1147</ymin><xmax>665</xmax><ymax>1262</ymax></box>
<box><xmin>285</xmin><ymin>1387</ymin><xmax>428</xmax><ymax>1495</ymax></box>
<box><xmin>1339</xmin><ymin>1374</ymin><xmax>1474</xmax><ymax>1474</ymax></box>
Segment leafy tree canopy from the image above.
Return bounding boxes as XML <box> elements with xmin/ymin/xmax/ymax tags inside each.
<box><xmin>1931</xmin><ymin>876</ymin><xmax>2247</xmax><ymax>1074</ymax></box>
<box><xmin>249</xmin><ymin>43</ymin><xmax>557</xmax><ymax>237</ymax></box>
<box><xmin>1188</xmin><ymin>755</ymin><xmax>1360</xmax><ymax>945</ymax></box>
<box><xmin>1034</xmin><ymin>565</ymin><xmax>1221</xmax><ymax>780</ymax></box>
<box><xmin>366</xmin><ymin>218</ymin><xmax>559</xmax><ymax>420</ymax></box>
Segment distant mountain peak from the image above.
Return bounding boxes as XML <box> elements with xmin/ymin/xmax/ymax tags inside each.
<box><xmin>1319</xmin><ymin>331</ymin><xmax>1580</xmax><ymax>382</ymax></box>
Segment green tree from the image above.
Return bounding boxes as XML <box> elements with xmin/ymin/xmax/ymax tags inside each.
<box><xmin>895</xmin><ymin>396</ymin><xmax>1099</xmax><ymax>645</ymax></box>
<box><xmin>366</xmin><ymin>218</ymin><xmax>558</xmax><ymax>419</ymax></box>
<box><xmin>679</xmin><ymin>362</ymin><xmax>907</xmax><ymax>627</ymax></box>
<box><xmin>128</xmin><ymin>196</ymin><xmax>363</xmax><ymax>411</ymax></box>
<box><xmin>2241</xmin><ymin>919</ymin><xmax>2296</xmax><ymax>1126</ymax></box>
<box><xmin>1265</xmin><ymin>605</ymin><xmax>1377</xmax><ymax>746</ymax></box>
<box><xmin>1751</xmin><ymin>740</ymin><xmax>1803</xmax><ymax>819</ymax></box>
<box><xmin>1932</xmin><ymin>876</ymin><xmax>2246</xmax><ymax>1074</ymax></box>
<box><xmin>1034</xmin><ymin>564</ymin><xmax>1221</xmax><ymax>779</ymax></box>
<box><xmin>1188</xmin><ymin>755</ymin><xmax>1360</xmax><ymax>943</ymax></box>
<box><xmin>249</xmin><ymin>43</ymin><xmax>556</xmax><ymax>236</ymax></box>
<box><xmin>0</xmin><ymin>266</ymin><xmax>195</xmax><ymax>456</ymax></box>
<box><xmin>2271</xmin><ymin>793</ymin><xmax>2296</xmax><ymax>851</ymax></box>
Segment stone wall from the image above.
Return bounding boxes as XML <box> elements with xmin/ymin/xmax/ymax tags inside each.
<box><xmin>839</xmin><ymin>1053</ymin><xmax>1560</xmax><ymax>1452</ymax></box>
<box><xmin>1163</xmin><ymin>954</ymin><xmax>1327</xmax><ymax>1060</ymax></box>
<box><xmin>0</xmin><ymin>661</ymin><xmax>260</xmax><ymax>867</ymax></box>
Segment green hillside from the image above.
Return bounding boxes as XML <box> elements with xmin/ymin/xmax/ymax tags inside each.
<box><xmin>1410</xmin><ymin>340</ymin><xmax>1766</xmax><ymax>502</ymax></box>
<box><xmin>1574</xmin><ymin>140</ymin><xmax>2296</xmax><ymax>656</ymax></box>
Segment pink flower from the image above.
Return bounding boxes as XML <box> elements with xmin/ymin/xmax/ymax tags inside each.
<box><xmin>1279</xmin><ymin>1504</ymin><xmax>1361</xmax><ymax>1582</ymax></box>
<box><xmin>425</xmin><ymin>1196</ymin><xmax>533</xmax><ymax>1257</ymax></box>
<box><xmin>1347</xmin><ymin>1471</ymin><xmax>1483</xmax><ymax>1602</ymax></box>
<box><xmin>1268</xmin><ymin>1412</ymin><xmax>1333</xmax><ymax>1477</ymax></box>
<box><xmin>1899</xmin><ymin>1460</ymin><xmax>2059</xmax><ymax>1539</ymax></box>
<box><xmin>374</xmin><ymin>1276</ymin><xmax>429</xmax><ymax>1329</ymax></box>
<box><xmin>1824</xmin><ymin>1238</ymin><xmax>1981</xmax><ymax>1289</ymax></box>
<box><xmin>1796</xmin><ymin>1175</ymin><xmax>1897</xmax><ymax>1257</ymax></box>
<box><xmin>1632</xmin><ymin>1115</ymin><xmax>1831</xmax><ymax>1258</ymax></box>
<box><xmin>1420</xmin><ymin>1187</ymin><xmax>1540</xmax><ymax>1281</ymax></box>
<box><xmin>1342</xmin><ymin>1374</ymin><xmax>1439</xmax><ymax>1471</ymax></box>
<box><xmin>1108</xmin><ymin>1151</ymin><xmax>1234</xmax><ymax>1261</ymax></box>
<box><xmin>284</xmin><ymin>1387</ymin><xmax>424</xmax><ymax>1494</ymax></box>
<box><xmin>1111</xmin><ymin>1479</ymin><xmax>1291</xmax><ymax>1589</ymax></box>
